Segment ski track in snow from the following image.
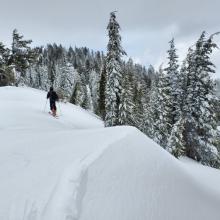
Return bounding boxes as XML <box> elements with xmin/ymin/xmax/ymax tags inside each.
<box><xmin>41</xmin><ymin>131</ymin><xmax>131</xmax><ymax>220</ymax></box>
<box><xmin>4</xmin><ymin>129</ymin><xmax>131</xmax><ymax>220</ymax></box>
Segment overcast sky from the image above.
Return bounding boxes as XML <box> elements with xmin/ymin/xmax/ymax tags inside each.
<box><xmin>0</xmin><ymin>0</ymin><xmax>220</xmax><ymax>77</ymax></box>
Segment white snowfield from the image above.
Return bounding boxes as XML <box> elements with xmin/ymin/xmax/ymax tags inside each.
<box><xmin>0</xmin><ymin>86</ymin><xmax>220</xmax><ymax>220</ymax></box>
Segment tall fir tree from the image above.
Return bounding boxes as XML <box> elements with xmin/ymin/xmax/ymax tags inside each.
<box><xmin>10</xmin><ymin>29</ymin><xmax>37</xmax><ymax>85</ymax></box>
<box><xmin>166</xmin><ymin>50</ymin><xmax>193</xmax><ymax>157</ymax></box>
<box><xmin>0</xmin><ymin>42</ymin><xmax>13</xmax><ymax>86</ymax></box>
<box><xmin>105</xmin><ymin>12</ymin><xmax>126</xmax><ymax>126</ymax></box>
<box><xmin>152</xmin><ymin>69</ymin><xmax>171</xmax><ymax>147</ymax></box>
<box><xmin>54</xmin><ymin>55</ymin><xmax>75</xmax><ymax>99</ymax></box>
<box><xmin>182</xmin><ymin>32</ymin><xmax>220</xmax><ymax>167</ymax></box>
<box><xmin>70</xmin><ymin>72</ymin><xmax>84</xmax><ymax>106</ymax></box>
<box><xmin>133</xmin><ymin>82</ymin><xmax>145</xmax><ymax>129</ymax></box>
<box><xmin>118</xmin><ymin>61</ymin><xmax>135</xmax><ymax>125</ymax></box>
<box><xmin>164</xmin><ymin>38</ymin><xmax>180</xmax><ymax>124</ymax></box>
<box><xmin>98</xmin><ymin>58</ymin><xmax>107</xmax><ymax>119</ymax></box>
<box><xmin>143</xmin><ymin>74</ymin><xmax>159</xmax><ymax>138</ymax></box>
<box><xmin>89</xmin><ymin>69</ymin><xmax>100</xmax><ymax>114</ymax></box>
<box><xmin>167</xmin><ymin>116</ymin><xmax>186</xmax><ymax>157</ymax></box>
<box><xmin>0</xmin><ymin>42</ymin><xmax>8</xmax><ymax>67</ymax></box>
<box><xmin>153</xmin><ymin>39</ymin><xmax>180</xmax><ymax>148</ymax></box>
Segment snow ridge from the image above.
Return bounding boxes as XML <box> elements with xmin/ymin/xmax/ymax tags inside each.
<box><xmin>41</xmin><ymin>130</ymin><xmax>131</xmax><ymax>220</ymax></box>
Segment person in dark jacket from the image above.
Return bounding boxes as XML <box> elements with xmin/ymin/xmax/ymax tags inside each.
<box><xmin>47</xmin><ymin>87</ymin><xmax>59</xmax><ymax>116</ymax></box>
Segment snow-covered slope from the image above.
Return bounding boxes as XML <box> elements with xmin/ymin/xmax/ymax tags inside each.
<box><xmin>0</xmin><ymin>86</ymin><xmax>220</xmax><ymax>220</ymax></box>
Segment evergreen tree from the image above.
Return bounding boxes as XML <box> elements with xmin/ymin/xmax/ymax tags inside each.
<box><xmin>0</xmin><ymin>42</ymin><xmax>13</xmax><ymax>86</ymax></box>
<box><xmin>167</xmin><ymin>116</ymin><xmax>186</xmax><ymax>157</ymax></box>
<box><xmin>152</xmin><ymin>70</ymin><xmax>171</xmax><ymax>147</ymax></box>
<box><xmin>182</xmin><ymin>32</ymin><xmax>220</xmax><ymax>167</ymax></box>
<box><xmin>0</xmin><ymin>42</ymin><xmax>8</xmax><ymax>67</ymax></box>
<box><xmin>10</xmin><ymin>29</ymin><xmax>37</xmax><ymax>85</ymax></box>
<box><xmin>166</xmin><ymin>50</ymin><xmax>194</xmax><ymax>157</ymax></box>
<box><xmin>89</xmin><ymin>69</ymin><xmax>100</xmax><ymax>114</ymax></box>
<box><xmin>152</xmin><ymin>39</ymin><xmax>180</xmax><ymax>148</ymax></box>
<box><xmin>147</xmin><ymin>65</ymin><xmax>156</xmax><ymax>88</ymax></box>
<box><xmin>105</xmin><ymin>12</ymin><xmax>126</xmax><ymax>126</ymax></box>
<box><xmin>24</xmin><ymin>51</ymin><xmax>49</xmax><ymax>90</ymax></box>
<box><xmin>98</xmin><ymin>59</ymin><xmax>107</xmax><ymax>119</ymax></box>
<box><xmin>54</xmin><ymin>56</ymin><xmax>75</xmax><ymax>99</ymax></box>
<box><xmin>178</xmin><ymin>58</ymin><xmax>188</xmax><ymax>112</ymax></box>
<box><xmin>81</xmin><ymin>84</ymin><xmax>91</xmax><ymax>110</ymax></box>
<box><xmin>164</xmin><ymin>38</ymin><xmax>180</xmax><ymax>124</ymax></box>
<box><xmin>143</xmin><ymin>75</ymin><xmax>159</xmax><ymax>138</ymax></box>
<box><xmin>118</xmin><ymin>61</ymin><xmax>135</xmax><ymax>125</ymax></box>
<box><xmin>70</xmin><ymin>72</ymin><xmax>84</xmax><ymax>106</ymax></box>
<box><xmin>133</xmin><ymin>82</ymin><xmax>144</xmax><ymax>129</ymax></box>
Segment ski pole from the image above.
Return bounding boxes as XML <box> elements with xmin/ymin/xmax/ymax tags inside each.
<box><xmin>44</xmin><ymin>99</ymin><xmax>48</xmax><ymax>112</ymax></box>
<box><xmin>58</xmin><ymin>101</ymin><xmax>62</xmax><ymax>116</ymax></box>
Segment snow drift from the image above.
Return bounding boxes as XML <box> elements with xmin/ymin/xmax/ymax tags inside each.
<box><xmin>0</xmin><ymin>86</ymin><xmax>220</xmax><ymax>220</ymax></box>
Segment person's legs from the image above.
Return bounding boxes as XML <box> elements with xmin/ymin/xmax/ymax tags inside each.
<box><xmin>51</xmin><ymin>102</ymin><xmax>57</xmax><ymax>116</ymax></box>
<box><xmin>50</xmin><ymin>101</ymin><xmax>53</xmax><ymax>111</ymax></box>
<box><xmin>53</xmin><ymin>104</ymin><xmax>57</xmax><ymax>116</ymax></box>
<box><xmin>50</xmin><ymin>101</ymin><xmax>56</xmax><ymax>116</ymax></box>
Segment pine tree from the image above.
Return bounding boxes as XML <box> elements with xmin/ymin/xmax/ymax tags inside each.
<box><xmin>143</xmin><ymin>75</ymin><xmax>159</xmax><ymax>138</ymax></box>
<box><xmin>152</xmin><ymin>39</ymin><xmax>180</xmax><ymax>148</ymax></box>
<box><xmin>70</xmin><ymin>72</ymin><xmax>84</xmax><ymax>106</ymax></box>
<box><xmin>105</xmin><ymin>12</ymin><xmax>126</xmax><ymax>126</ymax></box>
<box><xmin>133</xmin><ymin>82</ymin><xmax>144</xmax><ymax>129</ymax></box>
<box><xmin>24</xmin><ymin>50</ymin><xmax>49</xmax><ymax>90</ymax></box>
<box><xmin>182</xmin><ymin>32</ymin><xmax>220</xmax><ymax>167</ymax></box>
<box><xmin>54</xmin><ymin>56</ymin><xmax>75</xmax><ymax>100</ymax></box>
<box><xmin>0</xmin><ymin>42</ymin><xmax>8</xmax><ymax>67</ymax></box>
<box><xmin>167</xmin><ymin>116</ymin><xmax>186</xmax><ymax>157</ymax></box>
<box><xmin>178</xmin><ymin>58</ymin><xmax>188</xmax><ymax>112</ymax></box>
<box><xmin>89</xmin><ymin>69</ymin><xmax>100</xmax><ymax>114</ymax></box>
<box><xmin>98</xmin><ymin>59</ymin><xmax>107</xmax><ymax>119</ymax></box>
<box><xmin>81</xmin><ymin>84</ymin><xmax>91</xmax><ymax>110</ymax></box>
<box><xmin>152</xmin><ymin>70</ymin><xmax>171</xmax><ymax>147</ymax></box>
<box><xmin>38</xmin><ymin>56</ymin><xmax>50</xmax><ymax>91</ymax></box>
<box><xmin>164</xmin><ymin>38</ymin><xmax>180</xmax><ymax>124</ymax></box>
<box><xmin>118</xmin><ymin>62</ymin><xmax>135</xmax><ymax>125</ymax></box>
<box><xmin>0</xmin><ymin>42</ymin><xmax>13</xmax><ymax>86</ymax></box>
<box><xmin>10</xmin><ymin>29</ymin><xmax>37</xmax><ymax>85</ymax></box>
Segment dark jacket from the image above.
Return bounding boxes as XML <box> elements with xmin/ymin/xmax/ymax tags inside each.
<box><xmin>47</xmin><ymin>91</ymin><xmax>59</xmax><ymax>103</ymax></box>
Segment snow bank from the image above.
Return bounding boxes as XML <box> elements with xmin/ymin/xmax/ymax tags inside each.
<box><xmin>0</xmin><ymin>86</ymin><xmax>220</xmax><ymax>220</ymax></box>
<box><xmin>79</xmin><ymin>129</ymin><xmax>220</xmax><ymax>220</ymax></box>
<box><xmin>0</xmin><ymin>86</ymin><xmax>103</xmax><ymax>131</ymax></box>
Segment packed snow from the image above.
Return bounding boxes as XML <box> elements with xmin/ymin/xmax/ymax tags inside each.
<box><xmin>0</xmin><ymin>86</ymin><xmax>220</xmax><ymax>220</ymax></box>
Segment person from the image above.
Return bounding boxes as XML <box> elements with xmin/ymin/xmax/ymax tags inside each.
<box><xmin>47</xmin><ymin>87</ymin><xmax>59</xmax><ymax>116</ymax></box>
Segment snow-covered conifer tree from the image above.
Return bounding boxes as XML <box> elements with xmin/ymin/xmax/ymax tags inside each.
<box><xmin>98</xmin><ymin>59</ymin><xmax>107</xmax><ymax>119</ymax></box>
<box><xmin>54</xmin><ymin>56</ymin><xmax>75</xmax><ymax>100</ymax></box>
<box><xmin>89</xmin><ymin>69</ymin><xmax>100</xmax><ymax>114</ymax></box>
<box><xmin>118</xmin><ymin>61</ymin><xmax>135</xmax><ymax>125</ymax></box>
<box><xmin>164</xmin><ymin>38</ymin><xmax>180</xmax><ymax>124</ymax></box>
<box><xmin>70</xmin><ymin>72</ymin><xmax>84</xmax><ymax>106</ymax></box>
<box><xmin>10</xmin><ymin>29</ymin><xmax>37</xmax><ymax>85</ymax></box>
<box><xmin>133</xmin><ymin>82</ymin><xmax>144</xmax><ymax>129</ymax></box>
<box><xmin>105</xmin><ymin>12</ymin><xmax>126</xmax><ymax>126</ymax></box>
<box><xmin>152</xmin><ymin>39</ymin><xmax>180</xmax><ymax>148</ymax></box>
<box><xmin>182</xmin><ymin>32</ymin><xmax>220</xmax><ymax>167</ymax></box>
<box><xmin>143</xmin><ymin>75</ymin><xmax>159</xmax><ymax>138</ymax></box>
<box><xmin>167</xmin><ymin>116</ymin><xmax>186</xmax><ymax>157</ymax></box>
<box><xmin>152</xmin><ymin>69</ymin><xmax>171</xmax><ymax>147</ymax></box>
<box><xmin>0</xmin><ymin>42</ymin><xmax>13</xmax><ymax>86</ymax></box>
<box><xmin>0</xmin><ymin>42</ymin><xmax>7</xmax><ymax>67</ymax></box>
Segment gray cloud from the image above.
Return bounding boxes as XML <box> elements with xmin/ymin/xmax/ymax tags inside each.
<box><xmin>0</xmin><ymin>0</ymin><xmax>220</xmax><ymax>76</ymax></box>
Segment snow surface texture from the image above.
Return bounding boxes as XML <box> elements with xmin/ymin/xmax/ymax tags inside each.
<box><xmin>0</xmin><ymin>86</ymin><xmax>220</xmax><ymax>220</ymax></box>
